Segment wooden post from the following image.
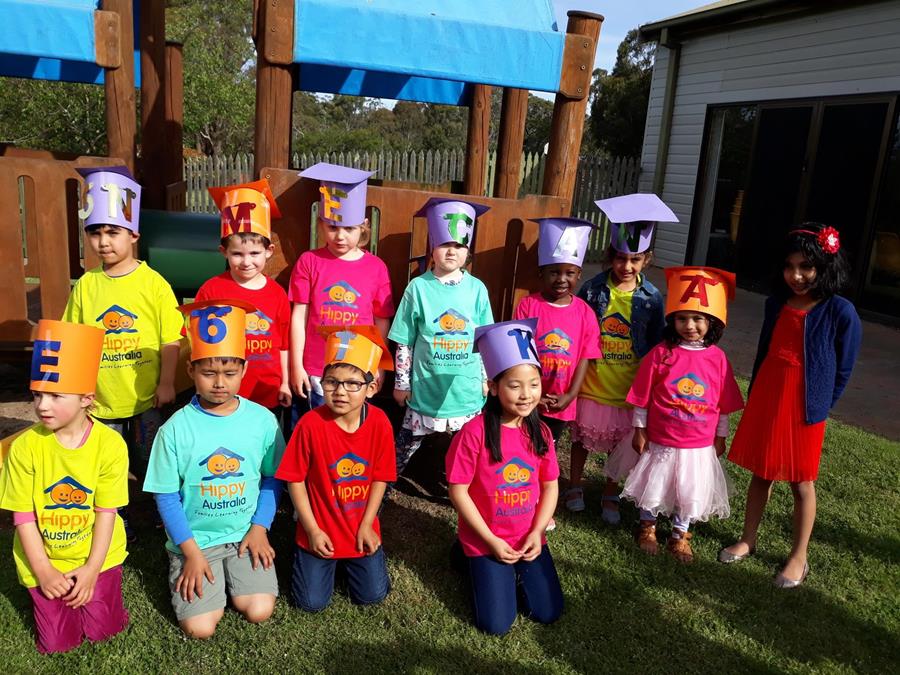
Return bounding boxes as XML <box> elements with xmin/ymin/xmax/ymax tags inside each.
<box><xmin>493</xmin><ymin>88</ymin><xmax>528</xmax><ymax>199</ymax></box>
<box><xmin>464</xmin><ymin>84</ymin><xmax>492</xmax><ymax>196</ymax></box>
<box><xmin>254</xmin><ymin>0</ymin><xmax>294</xmax><ymax>176</ymax></box>
<box><xmin>542</xmin><ymin>11</ymin><xmax>603</xmax><ymax>205</ymax></box>
<box><xmin>164</xmin><ymin>41</ymin><xmax>184</xmax><ymax>187</ymax></box>
<box><xmin>103</xmin><ymin>0</ymin><xmax>137</xmax><ymax>173</ymax></box>
<box><xmin>139</xmin><ymin>0</ymin><xmax>166</xmax><ymax>208</ymax></box>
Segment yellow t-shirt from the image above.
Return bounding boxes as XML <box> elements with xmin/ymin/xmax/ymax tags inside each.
<box><xmin>579</xmin><ymin>279</ymin><xmax>640</xmax><ymax>407</ymax></box>
<box><xmin>63</xmin><ymin>262</ymin><xmax>183</xmax><ymax>419</ymax></box>
<box><xmin>0</xmin><ymin>422</ymin><xmax>129</xmax><ymax>588</ymax></box>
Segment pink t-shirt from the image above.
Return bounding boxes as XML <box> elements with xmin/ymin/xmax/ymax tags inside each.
<box><xmin>446</xmin><ymin>415</ymin><xmax>560</xmax><ymax>557</ymax></box>
<box><xmin>626</xmin><ymin>343</ymin><xmax>744</xmax><ymax>448</ymax></box>
<box><xmin>288</xmin><ymin>248</ymin><xmax>394</xmax><ymax>377</ymax></box>
<box><xmin>514</xmin><ymin>293</ymin><xmax>602</xmax><ymax>421</ymax></box>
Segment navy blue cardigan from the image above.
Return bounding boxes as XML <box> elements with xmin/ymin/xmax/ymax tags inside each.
<box><xmin>750</xmin><ymin>295</ymin><xmax>862</xmax><ymax>424</ymax></box>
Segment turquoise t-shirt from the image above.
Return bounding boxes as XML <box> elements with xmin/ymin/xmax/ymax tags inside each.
<box><xmin>143</xmin><ymin>397</ymin><xmax>285</xmax><ymax>553</ymax></box>
<box><xmin>389</xmin><ymin>271</ymin><xmax>493</xmax><ymax>418</ymax></box>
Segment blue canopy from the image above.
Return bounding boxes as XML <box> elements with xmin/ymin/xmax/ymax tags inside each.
<box><xmin>293</xmin><ymin>0</ymin><xmax>565</xmax><ymax>105</ymax></box>
<box><xmin>0</xmin><ymin>0</ymin><xmax>141</xmax><ymax>85</ymax></box>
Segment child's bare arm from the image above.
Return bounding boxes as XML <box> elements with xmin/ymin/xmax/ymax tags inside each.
<box><xmin>550</xmin><ymin>358</ymin><xmax>590</xmax><ymax>411</ymax></box>
<box><xmin>17</xmin><ymin>520</ymin><xmax>72</xmax><ymax>599</ymax></box>
<box><xmin>448</xmin><ymin>484</ymin><xmax>521</xmax><ymax>564</ymax></box>
<box><xmin>288</xmin><ymin>481</ymin><xmax>333</xmax><ymax>557</ymax></box>
<box><xmin>290</xmin><ymin>304</ymin><xmax>310</xmax><ymax>397</ymax></box>
<box><xmin>521</xmin><ymin>480</ymin><xmax>558</xmax><ymax>561</ymax></box>
<box><xmin>155</xmin><ymin>341</ymin><xmax>180</xmax><ymax>407</ymax></box>
<box><xmin>63</xmin><ymin>510</ymin><xmax>116</xmax><ymax>608</ymax></box>
<box><xmin>278</xmin><ymin>349</ymin><xmax>292</xmax><ymax>406</ymax></box>
<box><xmin>356</xmin><ymin>481</ymin><xmax>387</xmax><ymax>554</ymax></box>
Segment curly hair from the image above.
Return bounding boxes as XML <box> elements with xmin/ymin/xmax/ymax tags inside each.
<box><xmin>776</xmin><ymin>222</ymin><xmax>850</xmax><ymax>299</ymax></box>
<box><xmin>662</xmin><ymin>313</ymin><xmax>725</xmax><ymax>349</ymax></box>
<box><xmin>601</xmin><ymin>245</ymin><xmax>653</xmax><ymax>270</ymax></box>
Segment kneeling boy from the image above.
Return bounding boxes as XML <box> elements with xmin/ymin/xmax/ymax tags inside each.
<box><xmin>276</xmin><ymin>326</ymin><xmax>395</xmax><ymax>611</ymax></box>
<box><xmin>144</xmin><ymin>300</ymin><xmax>285</xmax><ymax>638</ymax></box>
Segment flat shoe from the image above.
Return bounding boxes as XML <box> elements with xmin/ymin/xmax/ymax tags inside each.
<box><xmin>564</xmin><ymin>487</ymin><xmax>585</xmax><ymax>513</ymax></box>
<box><xmin>600</xmin><ymin>494</ymin><xmax>621</xmax><ymax>525</ymax></box>
<box><xmin>718</xmin><ymin>544</ymin><xmax>756</xmax><ymax>564</ymax></box>
<box><xmin>774</xmin><ymin>562</ymin><xmax>809</xmax><ymax>589</ymax></box>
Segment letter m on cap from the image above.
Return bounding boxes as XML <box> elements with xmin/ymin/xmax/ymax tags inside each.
<box><xmin>222</xmin><ymin>202</ymin><xmax>256</xmax><ymax>234</ymax></box>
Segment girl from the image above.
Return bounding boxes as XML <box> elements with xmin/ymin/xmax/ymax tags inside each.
<box><xmin>0</xmin><ymin>320</ymin><xmax>129</xmax><ymax>653</ymax></box>
<box><xmin>289</xmin><ymin>163</ymin><xmax>394</xmax><ymax>417</ymax></box>
<box><xmin>390</xmin><ymin>198</ymin><xmax>493</xmax><ymax>483</ymax></box>
<box><xmin>621</xmin><ymin>268</ymin><xmax>744</xmax><ymax>563</ymax></box>
<box><xmin>446</xmin><ymin>319</ymin><xmax>562</xmax><ymax>636</ymax></box>
<box><xmin>567</xmin><ymin>193</ymin><xmax>674</xmax><ymax>523</ymax></box>
<box><xmin>720</xmin><ymin>223</ymin><xmax>861</xmax><ymax>587</ymax></box>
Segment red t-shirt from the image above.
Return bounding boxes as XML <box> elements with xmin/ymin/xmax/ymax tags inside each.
<box><xmin>195</xmin><ymin>273</ymin><xmax>290</xmax><ymax>409</ymax></box>
<box><xmin>275</xmin><ymin>404</ymin><xmax>396</xmax><ymax>558</ymax></box>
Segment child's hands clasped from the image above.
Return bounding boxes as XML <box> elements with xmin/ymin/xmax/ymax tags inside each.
<box><xmin>519</xmin><ymin>531</ymin><xmax>544</xmax><ymax>562</ymax></box>
<box><xmin>393</xmin><ymin>388</ymin><xmax>411</xmax><ymax>408</ymax></box>
<box><xmin>239</xmin><ymin>524</ymin><xmax>275</xmax><ymax>570</ymax></box>
<box><xmin>308</xmin><ymin>528</ymin><xmax>335</xmax><ymax>558</ymax></box>
<box><xmin>490</xmin><ymin>536</ymin><xmax>522</xmax><ymax>564</ymax></box>
<box><xmin>62</xmin><ymin>563</ymin><xmax>101</xmax><ymax>608</ymax></box>
<box><xmin>632</xmin><ymin>427</ymin><xmax>649</xmax><ymax>454</ymax></box>
<box><xmin>176</xmin><ymin>551</ymin><xmax>215</xmax><ymax>602</ymax></box>
<box><xmin>36</xmin><ymin>565</ymin><xmax>74</xmax><ymax>600</ymax></box>
<box><xmin>356</xmin><ymin>522</ymin><xmax>381</xmax><ymax>555</ymax></box>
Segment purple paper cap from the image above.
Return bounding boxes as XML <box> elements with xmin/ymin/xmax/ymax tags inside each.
<box><xmin>532</xmin><ymin>217</ymin><xmax>597</xmax><ymax>267</ymax></box>
<box><xmin>594</xmin><ymin>193</ymin><xmax>678</xmax><ymax>254</ymax></box>
<box><xmin>299</xmin><ymin>162</ymin><xmax>376</xmax><ymax>227</ymax></box>
<box><xmin>75</xmin><ymin>166</ymin><xmax>141</xmax><ymax>232</ymax></box>
<box><xmin>415</xmin><ymin>198</ymin><xmax>490</xmax><ymax>248</ymax></box>
<box><xmin>474</xmin><ymin>318</ymin><xmax>541</xmax><ymax>381</ymax></box>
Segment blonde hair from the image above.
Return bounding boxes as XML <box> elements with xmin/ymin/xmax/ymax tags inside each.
<box><xmin>317</xmin><ymin>218</ymin><xmax>371</xmax><ymax>250</ymax></box>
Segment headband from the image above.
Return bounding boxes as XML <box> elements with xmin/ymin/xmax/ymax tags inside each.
<box><xmin>792</xmin><ymin>226</ymin><xmax>840</xmax><ymax>254</ymax></box>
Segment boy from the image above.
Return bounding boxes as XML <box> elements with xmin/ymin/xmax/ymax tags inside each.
<box><xmin>143</xmin><ymin>300</ymin><xmax>284</xmax><ymax>639</ymax></box>
<box><xmin>196</xmin><ymin>179</ymin><xmax>291</xmax><ymax>414</ymax></box>
<box><xmin>64</xmin><ymin>167</ymin><xmax>182</xmax><ymax>525</ymax></box>
<box><xmin>276</xmin><ymin>325</ymin><xmax>395</xmax><ymax>611</ymax></box>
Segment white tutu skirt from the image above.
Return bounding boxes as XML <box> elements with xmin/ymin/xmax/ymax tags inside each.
<box><xmin>602</xmin><ymin>432</ymin><xmax>640</xmax><ymax>482</ymax></box>
<box><xmin>621</xmin><ymin>442</ymin><xmax>732</xmax><ymax>522</ymax></box>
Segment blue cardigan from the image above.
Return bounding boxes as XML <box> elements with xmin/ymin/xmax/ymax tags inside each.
<box><xmin>750</xmin><ymin>295</ymin><xmax>862</xmax><ymax>424</ymax></box>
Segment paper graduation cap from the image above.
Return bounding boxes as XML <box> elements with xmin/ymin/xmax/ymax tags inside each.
<box><xmin>30</xmin><ymin>320</ymin><xmax>105</xmax><ymax>394</ymax></box>
<box><xmin>76</xmin><ymin>166</ymin><xmax>142</xmax><ymax>233</ymax></box>
<box><xmin>532</xmin><ymin>216</ymin><xmax>598</xmax><ymax>268</ymax></box>
<box><xmin>474</xmin><ymin>318</ymin><xmax>541</xmax><ymax>381</ymax></box>
<box><xmin>320</xmin><ymin>325</ymin><xmax>393</xmax><ymax>377</ymax></box>
<box><xmin>208</xmin><ymin>178</ymin><xmax>282</xmax><ymax>240</ymax></box>
<box><xmin>594</xmin><ymin>193</ymin><xmax>678</xmax><ymax>254</ymax></box>
<box><xmin>179</xmin><ymin>299</ymin><xmax>257</xmax><ymax>361</ymax></box>
<box><xmin>415</xmin><ymin>197</ymin><xmax>490</xmax><ymax>249</ymax></box>
<box><xmin>300</xmin><ymin>162</ymin><xmax>375</xmax><ymax>227</ymax></box>
<box><xmin>664</xmin><ymin>266</ymin><xmax>736</xmax><ymax>325</ymax></box>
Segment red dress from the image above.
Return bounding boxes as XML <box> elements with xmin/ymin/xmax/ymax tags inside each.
<box><xmin>728</xmin><ymin>305</ymin><xmax>826</xmax><ymax>481</ymax></box>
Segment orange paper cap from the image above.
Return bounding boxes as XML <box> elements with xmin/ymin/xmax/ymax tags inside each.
<box><xmin>179</xmin><ymin>299</ymin><xmax>256</xmax><ymax>361</ymax></box>
<box><xmin>31</xmin><ymin>320</ymin><xmax>105</xmax><ymax>394</ymax></box>
<box><xmin>319</xmin><ymin>325</ymin><xmax>393</xmax><ymax>377</ymax></box>
<box><xmin>664</xmin><ymin>266</ymin><xmax>736</xmax><ymax>325</ymax></box>
<box><xmin>208</xmin><ymin>178</ymin><xmax>282</xmax><ymax>240</ymax></box>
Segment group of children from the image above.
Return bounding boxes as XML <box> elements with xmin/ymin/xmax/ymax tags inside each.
<box><xmin>0</xmin><ymin>162</ymin><xmax>862</xmax><ymax>652</ymax></box>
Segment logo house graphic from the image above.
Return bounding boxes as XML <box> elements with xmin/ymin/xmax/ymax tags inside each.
<box><xmin>96</xmin><ymin>305</ymin><xmax>138</xmax><ymax>334</ymax></box>
<box><xmin>670</xmin><ymin>372</ymin><xmax>709</xmax><ymax>402</ymax></box>
<box><xmin>495</xmin><ymin>458</ymin><xmax>534</xmax><ymax>489</ymax></box>
<box><xmin>329</xmin><ymin>452</ymin><xmax>369</xmax><ymax>484</ymax></box>
<box><xmin>601</xmin><ymin>312</ymin><xmax>631</xmax><ymax>339</ymax></box>
<box><xmin>45</xmin><ymin>476</ymin><xmax>93</xmax><ymax>510</ymax></box>
<box><xmin>537</xmin><ymin>328</ymin><xmax>573</xmax><ymax>355</ymax></box>
<box><xmin>323</xmin><ymin>281</ymin><xmax>361</xmax><ymax>307</ymax></box>
<box><xmin>198</xmin><ymin>448</ymin><xmax>245</xmax><ymax>480</ymax></box>
<box><xmin>245</xmin><ymin>310</ymin><xmax>274</xmax><ymax>335</ymax></box>
<box><xmin>432</xmin><ymin>308</ymin><xmax>469</xmax><ymax>336</ymax></box>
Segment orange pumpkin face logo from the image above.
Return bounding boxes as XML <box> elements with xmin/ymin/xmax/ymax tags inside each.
<box><xmin>496</xmin><ymin>459</ymin><xmax>536</xmax><ymax>487</ymax></box>
<box><xmin>102</xmin><ymin>312</ymin><xmax>121</xmax><ymax>330</ymax></box>
<box><xmin>670</xmin><ymin>373</ymin><xmax>709</xmax><ymax>402</ymax></box>
<box><xmin>95</xmin><ymin>305</ymin><xmax>138</xmax><ymax>334</ymax></box>
<box><xmin>433</xmin><ymin>308</ymin><xmax>469</xmax><ymax>335</ymax></box>
<box><xmin>330</xmin><ymin>453</ymin><xmax>369</xmax><ymax>483</ymax></box>
<box><xmin>439</xmin><ymin>314</ymin><xmax>456</xmax><ymax>332</ymax></box>
<box><xmin>538</xmin><ymin>328</ymin><xmax>574</xmax><ymax>355</ymax></box>
<box><xmin>207</xmin><ymin>454</ymin><xmax>227</xmax><ymax>475</ymax></box>
<box><xmin>323</xmin><ymin>282</ymin><xmax>361</xmax><ymax>307</ymax></box>
<box><xmin>199</xmin><ymin>449</ymin><xmax>245</xmax><ymax>480</ymax></box>
<box><xmin>44</xmin><ymin>477</ymin><xmax>93</xmax><ymax>509</ymax></box>
<box><xmin>50</xmin><ymin>483</ymin><xmax>73</xmax><ymax>504</ymax></box>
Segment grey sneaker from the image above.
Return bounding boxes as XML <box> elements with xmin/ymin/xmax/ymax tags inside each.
<box><xmin>564</xmin><ymin>487</ymin><xmax>585</xmax><ymax>512</ymax></box>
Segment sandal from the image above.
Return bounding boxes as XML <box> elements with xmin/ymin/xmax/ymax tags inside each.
<box><xmin>667</xmin><ymin>531</ymin><xmax>694</xmax><ymax>564</ymax></box>
<box><xmin>564</xmin><ymin>487</ymin><xmax>585</xmax><ymax>513</ymax></box>
<box><xmin>601</xmin><ymin>494</ymin><xmax>621</xmax><ymax>526</ymax></box>
<box><xmin>635</xmin><ymin>520</ymin><xmax>659</xmax><ymax>555</ymax></box>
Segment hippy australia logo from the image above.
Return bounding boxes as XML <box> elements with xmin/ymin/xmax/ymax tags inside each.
<box><xmin>323</xmin><ymin>281</ymin><xmax>360</xmax><ymax>308</ymax></box>
<box><xmin>538</xmin><ymin>329</ymin><xmax>572</xmax><ymax>355</ymax></box>
<box><xmin>330</xmin><ymin>452</ymin><xmax>369</xmax><ymax>484</ymax></box>
<box><xmin>496</xmin><ymin>458</ymin><xmax>534</xmax><ymax>488</ymax></box>
<box><xmin>96</xmin><ymin>305</ymin><xmax>138</xmax><ymax>334</ymax></box>
<box><xmin>199</xmin><ymin>448</ymin><xmax>245</xmax><ymax>480</ymax></box>
<box><xmin>433</xmin><ymin>308</ymin><xmax>469</xmax><ymax>336</ymax></box>
<box><xmin>45</xmin><ymin>477</ymin><xmax>92</xmax><ymax>510</ymax></box>
<box><xmin>331</xmin><ymin>452</ymin><xmax>370</xmax><ymax>509</ymax></box>
<box><xmin>601</xmin><ymin>312</ymin><xmax>631</xmax><ymax>339</ymax></box>
<box><xmin>431</xmin><ymin>309</ymin><xmax>471</xmax><ymax>360</ymax></box>
<box><xmin>245</xmin><ymin>310</ymin><xmax>273</xmax><ymax>335</ymax></box>
<box><xmin>671</xmin><ymin>373</ymin><xmax>708</xmax><ymax>403</ymax></box>
<box><xmin>494</xmin><ymin>458</ymin><xmax>535</xmax><ymax>517</ymax></box>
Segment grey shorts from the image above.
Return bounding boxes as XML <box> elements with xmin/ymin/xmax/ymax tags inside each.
<box><xmin>167</xmin><ymin>543</ymin><xmax>279</xmax><ymax>620</ymax></box>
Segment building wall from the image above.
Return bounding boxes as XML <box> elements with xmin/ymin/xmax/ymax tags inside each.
<box><xmin>640</xmin><ymin>0</ymin><xmax>900</xmax><ymax>267</ymax></box>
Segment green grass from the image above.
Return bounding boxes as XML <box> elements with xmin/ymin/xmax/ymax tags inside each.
<box><xmin>1</xmin><ymin>394</ymin><xmax>898</xmax><ymax>673</ymax></box>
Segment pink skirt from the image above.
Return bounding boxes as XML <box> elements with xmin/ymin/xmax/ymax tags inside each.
<box><xmin>571</xmin><ymin>398</ymin><xmax>632</xmax><ymax>453</ymax></box>
<box><xmin>602</xmin><ymin>433</ymin><xmax>640</xmax><ymax>482</ymax></box>
<box><xmin>622</xmin><ymin>442</ymin><xmax>732</xmax><ymax>522</ymax></box>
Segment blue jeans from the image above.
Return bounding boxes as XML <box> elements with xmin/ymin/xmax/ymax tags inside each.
<box><xmin>467</xmin><ymin>545</ymin><xmax>563</xmax><ymax>635</ymax></box>
<box><xmin>288</xmin><ymin>389</ymin><xmax>325</xmax><ymax>435</ymax></box>
<box><xmin>291</xmin><ymin>545</ymin><xmax>390</xmax><ymax>612</ymax></box>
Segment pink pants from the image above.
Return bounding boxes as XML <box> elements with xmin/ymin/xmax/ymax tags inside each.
<box><xmin>27</xmin><ymin>565</ymin><xmax>129</xmax><ymax>654</ymax></box>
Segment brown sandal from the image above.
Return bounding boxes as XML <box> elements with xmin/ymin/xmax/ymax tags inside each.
<box><xmin>667</xmin><ymin>531</ymin><xmax>694</xmax><ymax>564</ymax></box>
<box><xmin>636</xmin><ymin>520</ymin><xmax>659</xmax><ymax>555</ymax></box>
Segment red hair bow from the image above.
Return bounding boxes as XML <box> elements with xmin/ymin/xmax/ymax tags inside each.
<box><xmin>794</xmin><ymin>226</ymin><xmax>841</xmax><ymax>254</ymax></box>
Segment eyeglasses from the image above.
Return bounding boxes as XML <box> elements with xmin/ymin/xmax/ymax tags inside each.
<box><xmin>321</xmin><ymin>377</ymin><xmax>366</xmax><ymax>393</ymax></box>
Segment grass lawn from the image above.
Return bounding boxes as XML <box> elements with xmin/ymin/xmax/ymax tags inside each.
<box><xmin>1</xmin><ymin>391</ymin><xmax>898</xmax><ymax>673</ymax></box>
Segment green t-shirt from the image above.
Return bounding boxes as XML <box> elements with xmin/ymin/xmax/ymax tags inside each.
<box><xmin>389</xmin><ymin>271</ymin><xmax>493</xmax><ymax>418</ymax></box>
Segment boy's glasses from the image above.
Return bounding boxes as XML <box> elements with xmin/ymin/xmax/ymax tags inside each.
<box><xmin>321</xmin><ymin>377</ymin><xmax>366</xmax><ymax>393</ymax></box>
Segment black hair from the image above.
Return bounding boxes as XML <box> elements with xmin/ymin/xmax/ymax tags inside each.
<box><xmin>482</xmin><ymin>366</ymin><xmax>548</xmax><ymax>464</ymax></box>
<box><xmin>85</xmin><ymin>223</ymin><xmax>130</xmax><ymax>234</ymax></box>
<box><xmin>191</xmin><ymin>356</ymin><xmax>245</xmax><ymax>367</ymax></box>
<box><xmin>776</xmin><ymin>222</ymin><xmax>850</xmax><ymax>299</ymax></box>
<box><xmin>601</xmin><ymin>245</ymin><xmax>653</xmax><ymax>271</ymax></box>
<box><xmin>221</xmin><ymin>232</ymin><xmax>272</xmax><ymax>248</ymax></box>
<box><xmin>322</xmin><ymin>362</ymin><xmax>374</xmax><ymax>383</ymax></box>
<box><xmin>662</xmin><ymin>313</ymin><xmax>724</xmax><ymax>348</ymax></box>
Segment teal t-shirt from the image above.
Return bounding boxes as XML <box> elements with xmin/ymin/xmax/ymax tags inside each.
<box><xmin>389</xmin><ymin>271</ymin><xmax>493</xmax><ymax>418</ymax></box>
<box><xmin>143</xmin><ymin>397</ymin><xmax>285</xmax><ymax>553</ymax></box>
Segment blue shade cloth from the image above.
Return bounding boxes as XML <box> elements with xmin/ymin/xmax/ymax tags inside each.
<box><xmin>297</xmin><ymin>64</ymin><xmax>471</xmax><ymax>106</ymax></box>
<box><xmin>0</xmin><ymin>0</ymin><xmax>141</xmax><ymax>85</ymax></box>
<box><xmin>292</xmin><ymin>0</ymin><xmax>564</xmax><ymax>95</ymax></box>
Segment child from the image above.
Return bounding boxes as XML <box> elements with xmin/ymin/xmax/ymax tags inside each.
<box><xmin>720</xmin><ymin>224</ymin><xmax>861</xmax><ymax>587</ymax></box>
<box><xmin>143</xmin><ymin>300</ymin><xmax>285</xmax><ymax>639</ymax></box>
<box><xmin>513</xmin><ymin>217</ymin><xmax>602</xmax><ymax>442</ymax></box>
<box><xmin>446</xmin><ymin>319</ymin><xmax>562</xmax><ymax>636</ymax></box>
<box><xmin>289</xmin><ymin>163</ymin><xmax>394</xmax><ymax>415</ymax></box>
<box><xmin>390</xmin><ymin>198</ymin><xmax>493</xmax><ymax>482</ymax></box>
<box><xmin>566</xmin><ymin>194</ymin><xmax>673</xmax><ymax>523</ymax></box>
<box><xmin>276</xmin><ymin>326</ymin><xmax>396</xmax><ymax>611</ymax></box>
<box><xmin>0</xmin><ymin>320</ymin><xmax>129</xmax><ymax>653</ymax></box>
<box><xmin>64</xmin><ymin>167</ymin><xmax>183</xmax><ymax>519</ymax></box>
<box><xmin>197</xmin><ymin>179</ymin><xmax>291</xmax><ymax>413</ymax></box>
<box><xmin>622</xmin><ymin>267</ymin><xmax>744</xmax><ymax>563</ymax></box>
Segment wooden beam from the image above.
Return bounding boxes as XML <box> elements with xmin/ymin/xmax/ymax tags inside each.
<box><xmin>164</xmin><ymin>41</ymin><xmax>185</xmax><ymax>196</ymax></box>
<box><xmin>464</xmin><ymin>84</ymin><xmax>492</xmax><ymax>196</ymax></box>
<box><xmin>93</xmin><ymin>10</ymin><xmax>121</xmax><ymax>68</ymax></box>
<box><xmin>542</xmin><ymin>11</ymin><xmax>603</xmax><ymax>205</ymax></box>
<box><xmin>102</xmin><ymin>0</ymin><xmax>136</xmax><ymax>174</ymax></box>
<box><xmin>493</xmin><ymin>88</ymin><xmax>528</xmax><ymax>199</ymax></box>
<box><xmin>254</xmin><ymin>0</ymin><xmax>294</xmax><ymax>176</ymax></box>
<box><xmin>558</xmin><ymin>32</ymin><xmax>595</xmax><ymax>99</ymax></box>
<box><xmin>139</xmin><ymin>0</ymin><xmax>166</xmax><ymax>208</ymax></box>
